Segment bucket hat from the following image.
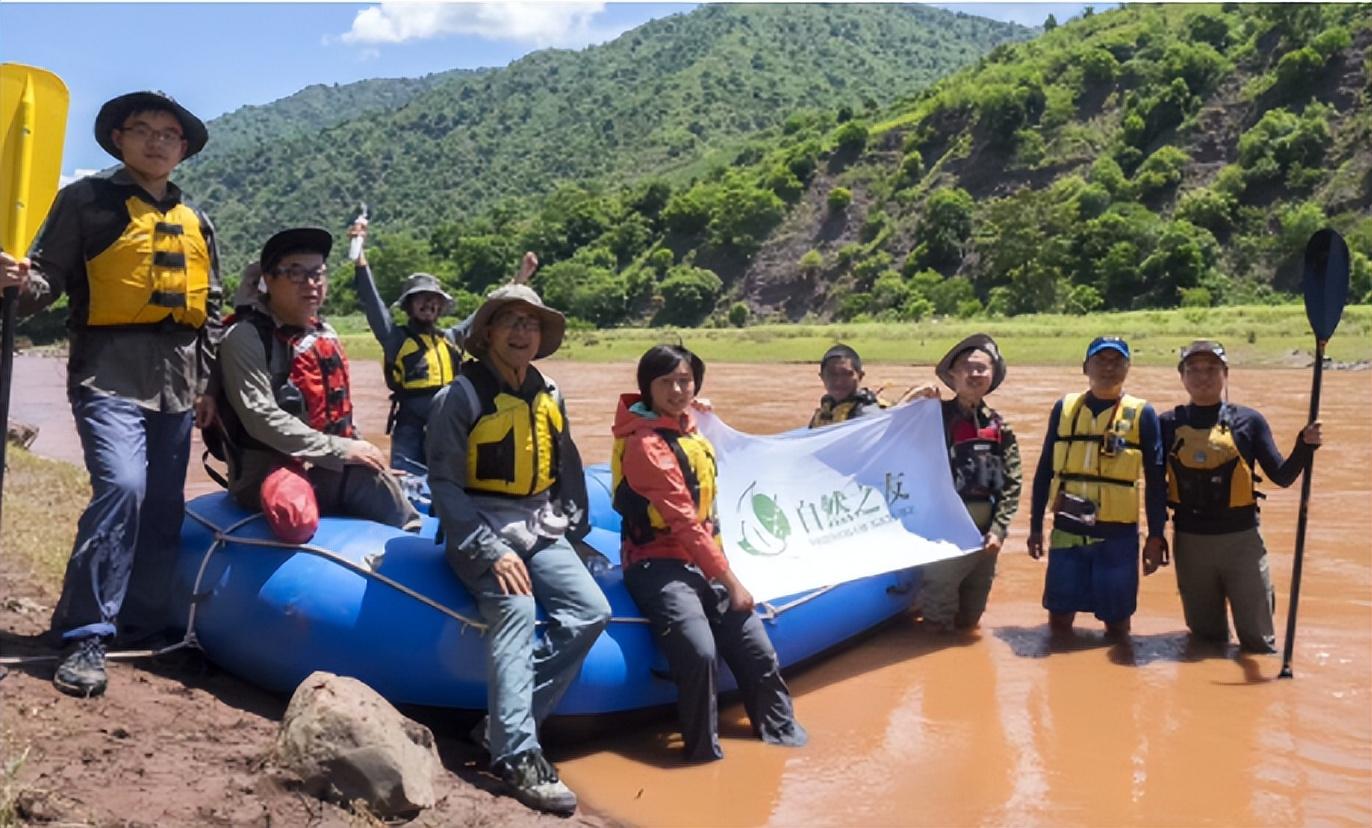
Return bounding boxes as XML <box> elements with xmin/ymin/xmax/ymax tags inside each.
<box><xmin>467</xmin><ymin>284</ymin><xmax>566</xmax><ymax>360</ymax></box>
<box><xmin>392</xmin><ymin>273</ymin><xmax>455</xmax><ymax>315</ymax></box>
<box><xmin>95</xmin><ymin>91</ymin><xmax>207</xmax><ymax>160</ymax></box>
<box><xmin>935</xmin><ymin>333</ymin><xmax>1006</xmax><ymax>393</ymax></box>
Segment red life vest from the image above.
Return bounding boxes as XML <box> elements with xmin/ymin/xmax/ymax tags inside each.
<box><xmin>946</xmin><ymin>409</ymin><xmax>1005</xmax><ymax>501</ymax></box>
<box><xmin>204</xmin><ymin>309</ymin><xmax>355</xmax><ymax>480</ymax></box>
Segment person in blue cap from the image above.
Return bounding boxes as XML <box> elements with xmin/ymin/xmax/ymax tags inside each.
<box><xmin>1027</xmin><ymin>336</ymin><xmax>1169</xmax><ymax>638</ymax></box>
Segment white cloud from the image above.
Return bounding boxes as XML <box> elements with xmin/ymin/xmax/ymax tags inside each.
<box><xmin>60</xmin><ymin>168</ymin><xmax>100</xmax><ymax>187</ymax></box>
<box><xmin>339</xmin><ymin>2</ymin><xmax>617</xmax><ymax>49</ymax></box>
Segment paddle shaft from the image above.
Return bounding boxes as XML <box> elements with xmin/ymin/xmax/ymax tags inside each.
<box><xmin>0</xmin><ymin>286</ymin><xmax>13</xmax><ymax>528</ymax></box>
<box><xmin>1279</xmin><ymin>339</ymin><xmax>1325</xmax><ymax>679</ymax></box>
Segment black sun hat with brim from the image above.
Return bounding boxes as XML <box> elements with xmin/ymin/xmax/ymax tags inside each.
<box><xmin>935</xmin><ymin>333</ymin><xmax>1007</xmax><ymax>393</ymax></box>
<box><xmin>94</xmin><ymin>91</ymin><xmax>208</xmax><ymax>160</ymax></box>
<box><xmin>260</xmin><ymin>227</ymin><xmax>333</xmax><ymax>275</ymax></box>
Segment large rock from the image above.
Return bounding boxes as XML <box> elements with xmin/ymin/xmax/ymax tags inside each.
<box><xmin>276</xmin><ymin>671</ymin><xmax>442</xmax><ymax>819</ymax></box>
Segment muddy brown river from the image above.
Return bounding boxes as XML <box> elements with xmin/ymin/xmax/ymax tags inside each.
<box><xmin>11</xmin><ymin>353</ymin><xmax>1371</xmax><ymax>826</ymax></box>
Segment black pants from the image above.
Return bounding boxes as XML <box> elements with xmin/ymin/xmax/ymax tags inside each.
<box><xmin>624</xmin><ymin>559</ymin><xmax>808</xmax><ymax>761</ymax></box>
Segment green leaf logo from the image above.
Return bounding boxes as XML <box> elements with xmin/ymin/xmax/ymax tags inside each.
<box><xmin>751</xmin><ymin>493</ymin><xmax>791</xmax><ymax>540</ymax></box>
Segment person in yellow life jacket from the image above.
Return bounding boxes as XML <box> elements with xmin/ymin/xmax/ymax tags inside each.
<box><xmin>808</xmin><ymin>343</ymin><xmax>890</xmax><ymax>427</ymax></box>
<box><xmin>349</xmin><ymin>221</ymin><xmax>538</xmax><ymax>475</ymax></box>
<box><xmin>215</xmin><ymin>227</ymin><xmax>420</xmax><ymax>546</ymax></box>
<box><xmin>613</xmin><ymin>344</ymin><xmax>807</xmax><ymax>762</ymax></box>
<box><xmin>1027</xmin><ymin>336</ymin><xmax>1169</xmax><ymax>637</ymax></box>
<box><xmin>912</xmin><ymin>334</ymin><xmax>1023</xmax><ymax>632</ymax></box>
<box><xmin>1</xmin><ymin>91</ymin><xmax>222</xmax><ymax>698</ymax></box>
<box><xmin>426</xmin><ymin>284</ymin><xmax>609</xmax><ymax>816</ymax></box>
<box><xmin>1160</xmin><ymin>340</ymin><xmax>1321</xmax><ymax>653</ymax></box>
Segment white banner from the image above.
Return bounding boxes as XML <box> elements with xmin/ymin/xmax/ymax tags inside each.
<box><xmin>697</xmin><ymin>399</ymin><xmax>983</xmax><ymax>602</ymax></box>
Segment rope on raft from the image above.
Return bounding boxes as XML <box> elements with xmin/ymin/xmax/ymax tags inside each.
<box><xmin>0</xmin><ymin>507</ymin><xmax>840</xmax><ymax>667</ymax></box>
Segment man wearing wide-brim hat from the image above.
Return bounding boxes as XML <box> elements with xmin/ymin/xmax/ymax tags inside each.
<box><xmin>350</xmin><ymin>219</ymin><xmax>539</xmax><ymax>475</ymax></box>
<box><xmin>911</xmin><ymin>334</ymin><xmax>1023</xmax><ymax>631</ymax></box>
<box><xmin>425</xmin><ymin>283</ymin><xmax>608</xmax><ymax>815</ymax></box>
<box><xmin>0</xmin><ymin>90</ymin><xmax>221</xmax><ymax>699</ymax></box>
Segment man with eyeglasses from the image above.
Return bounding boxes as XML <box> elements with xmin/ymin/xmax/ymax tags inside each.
<box><xmin>1160</xmin><ymin>340</ymin><xmax>1321</xmax><ymax>653</ymax></box>
<box><xmin>212</xmin><ymin>228</ymin><xmax>420</xmax><ymax>544</ymax></box>
<box><xmin>348</xmin><ymin>219</ymin><xmax>539</xmax><ymax>476</ymax></box>
<box><xmin>426</xmin><ymin>284</ymin><xmax>610</xmax><ymax>815</ymax></box>
<box><xmin>1027</xmin><ymin>336</ymin><xmax>1169</xmax><ymax>639</ymax></box>
<box><xmin>0</xmin><ymin>91</ymin><xmax>221</xmax><ymax>698</ymax></box>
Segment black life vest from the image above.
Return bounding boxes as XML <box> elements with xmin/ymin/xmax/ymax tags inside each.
<box><xmin>946</xmin><ymin>407</ymin><xmax>1006</xmax><ymax>502</ymax></box>
<box><xmin>204</xmin><ymin>309</ymin><xmax>355</xmax><ymax>482</ymax></box>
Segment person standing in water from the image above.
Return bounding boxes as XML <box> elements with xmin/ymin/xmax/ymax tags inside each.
<box><xmin>1160</xmin><ymin>340</ymin><xmax>1321</xmax><ymax>653</ymax></box>
<box><xmin>349</xmin><ymin>221</ymin><xmax>537</xmax><ymax>475</ymax></box>
<box><xmin>612</xmin><ymin>344</ymin><xmax>808</xmax><ymax>762</ymax></box>
<box><xmin>808</xmin><ymin>344</ymin><xmax>890</xmax><ymax>427</ymax></box>
<box><xmin>915</xmin><ymin>335</ymin><xmax>1022</xmax><ymax>631</ymax></box>
<box><xmin>1027</xmin><ymin>336</ymin><xmax>1169</xmax><ymax>637</ymax></box>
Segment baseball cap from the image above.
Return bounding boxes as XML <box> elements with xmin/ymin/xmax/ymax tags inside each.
<box><xmin>1085</xmin><ymin>336</ymin><xmax>1131</xmax><ymax>360</ymax></box>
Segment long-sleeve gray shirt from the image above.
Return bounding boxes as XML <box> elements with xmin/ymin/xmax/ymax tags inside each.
<box><xmin>353</xmin><ymin>263</ymin><xmax>472</xmax><ymax>424</ymax></box>
<box><xmin>19</xmin><ymin>168</ymin><xmax>223</xmax><ymax>411</ymax></box>
<box><xmin>426</xmin><ymin>361</ymin><xmax>585</xmax><ymax>580</ymax></box>
<box><xmin>218</xmin><ymin>304</ymin><xmax>358</xmax><ymax>474</ymax></box>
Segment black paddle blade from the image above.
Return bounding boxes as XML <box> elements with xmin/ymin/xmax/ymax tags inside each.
<box><xmin>1302</xmin><ymin>229</ymin><xmax>1350</xmax><ymax>342</ymax></box>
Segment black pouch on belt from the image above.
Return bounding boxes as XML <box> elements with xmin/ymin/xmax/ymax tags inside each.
<box><xmin>1052</xmin><ymin>491</ymin><xmax>1098</xmax><ymax>526</ymax></box>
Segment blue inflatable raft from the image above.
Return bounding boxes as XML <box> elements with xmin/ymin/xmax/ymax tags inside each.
<box><xmin>171</xmin><ymin>465</ymin><xmax>921</xmax><ymax>714</ymax></box>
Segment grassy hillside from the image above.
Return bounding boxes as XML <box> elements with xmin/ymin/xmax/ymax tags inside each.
<box><xmin>317</xmin><ymin>3</ymin><xmax>1368</xmax><ymax>331</ymax></box>
<box><xmin>176</xmin><ymin>4</ymin><xmax>1027</xmax><ymax>270</ymax></box>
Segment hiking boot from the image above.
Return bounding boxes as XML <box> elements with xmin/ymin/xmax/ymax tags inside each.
<box><xmin>470</xmin><ymin>714</ymin><xmax>490</xmax><ymax>753</ymax></box>
<box><xmin>495</xmin><ymin>749</ymin><xmax>577</xmax><ymax>815</ymax></box>
<box><xmin>53</xmin><ymin>636</ymin><xmax>108</xmax><ymax>698</ymax></box>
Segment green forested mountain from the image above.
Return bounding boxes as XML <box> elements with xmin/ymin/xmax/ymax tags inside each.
<box><xmin>331</xmin><ymin>2</ymin><xmax>1366</xmax><ymax>329</ymax></box>
<box><xmin>176</xmin><ymin>3</ymin><xmax>1028</xmax><ymax>266</ymax></box>
<box><xmin>198</xmin><ymin>73</ymin><xmax>469</xmax><ymax>159</ymax></box>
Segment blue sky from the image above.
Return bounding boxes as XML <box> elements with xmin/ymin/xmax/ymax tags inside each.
<box><xmin>0</xmin><ymin>2</ymin><xmax>1102</xmax><ymax>178</ymax></box>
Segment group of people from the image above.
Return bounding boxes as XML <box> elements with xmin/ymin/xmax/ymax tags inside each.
<box><xmin>813</xmin><ymin>335</ymin><xmax>1321</xmax><ymax>656</ymax></box>
<box><xmin>0</xmin><ymin>90</ymin><xmax>1323</xmax><ymax>817</ymax></box>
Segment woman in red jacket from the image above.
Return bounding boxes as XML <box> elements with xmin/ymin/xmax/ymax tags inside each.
<box><xmin>611</xmin><ymin>344</ymin><xmax>807</xmax><ymax>762</ymax></box>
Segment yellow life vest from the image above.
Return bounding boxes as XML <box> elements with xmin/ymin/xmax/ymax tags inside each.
<box><xmin>808</xmin><ymin>388</ymin><xmax>887</xmax><ymax>428</ymax></box>
<box><xmin>1049</xmin><ymin>392</ymin><xmax>1146</xmax><ymax>524</ymax></box>
<box><xmin>84</xmin><ymin>196</ymin><xmax>211</xmax><ymax>328</ymax></box>
<box><xmin>1166</xmin><ymin>406</ymin><xmax>1256</xmax><ymax>518</ymax></box>
<box><xmin>611</xmin><ymin>427</ymin><xmax>718</xmax><ymax>545</ymax></box>
<box><xmin>389</xmin><ymin>328</ymin><xmax>458</xmax><ymax>395</ymax></box>
<box><xmin>459</xmin><ymin>362</ymin><xmax>564</xmax><ymax>497</ymax></box>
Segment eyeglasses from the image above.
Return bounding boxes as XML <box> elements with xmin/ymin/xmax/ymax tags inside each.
<box><xmin>494</xmin><ymin>313</ymin><xmax>542</xmax><ymax>333</ymax></box>
<box><xmin>271</xmin><ymin>264</ymin><xmax>328</xmax><ymax>284</ymax></box>
<box><xmin>118</xmin><ymin>123</ymin><xmax>185</xmax><ymax>147</ymax></box>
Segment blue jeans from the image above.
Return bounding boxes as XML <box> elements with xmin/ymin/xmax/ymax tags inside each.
<box><xmin>389</xmin><ymin>412</ymin><xmax>428</xmax><ymax>476</ymax></box>
<box><xmin>452</xmin><ymin>537</ymin><xmax>610</xmax><ymax>764</ymax></box>
<box><xmin>50</xmin><ymin>389</ymin><xmax>192</xmax><ymax>641</ymax></box>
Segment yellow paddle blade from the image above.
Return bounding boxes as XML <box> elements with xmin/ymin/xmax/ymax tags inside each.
<box><xmin>0</xmin><ymin>63</ymin><xmax>70</xmax><ymax>255</ymax></box>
